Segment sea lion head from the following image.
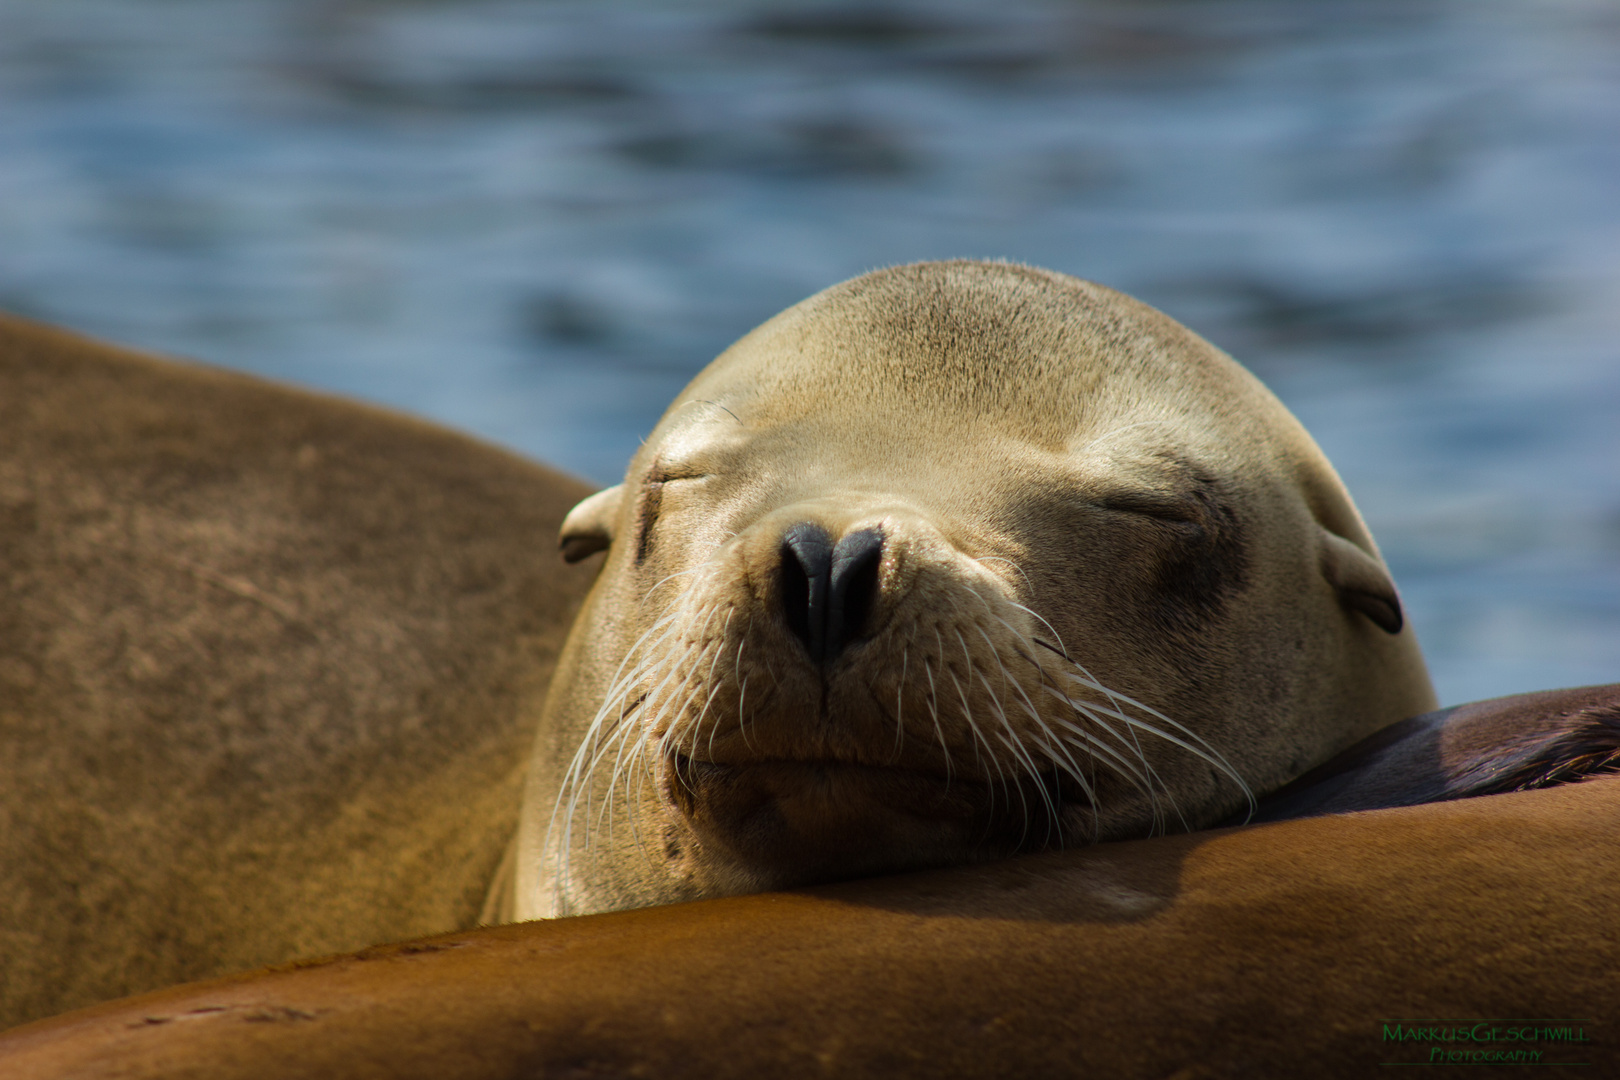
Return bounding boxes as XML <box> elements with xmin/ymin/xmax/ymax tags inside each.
<box><xmin>510</xmin><ymin>260</ymin><xmax>1436</xmax><ymax>918</ymax></box>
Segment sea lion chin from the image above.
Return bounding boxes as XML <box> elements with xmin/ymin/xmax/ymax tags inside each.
<box><xmin>502</xmin><ymin>259</ymin><xmax>1438</xmax><ymax>919</ymax></box>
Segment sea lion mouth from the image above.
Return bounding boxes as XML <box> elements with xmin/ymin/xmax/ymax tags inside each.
<box><xmin>665</xmin><ymin>749</ymin><xmax>1088</xmax><ymax>883</ymax></box>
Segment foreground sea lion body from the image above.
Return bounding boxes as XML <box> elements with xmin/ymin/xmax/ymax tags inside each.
<box><xmin>0</xmin><ymin>314</ymin><xmax>597</xmax><ymax>1027</ymax></box>
<box><xmin>8</xmin><ymin>682</ymin><xmax>1618</xmax><ymax>1077</ymax></box>
<box><xmin>509</xmin><ymin>260</ymin><xmax>1437</xmax><ymax>919</ymax></box>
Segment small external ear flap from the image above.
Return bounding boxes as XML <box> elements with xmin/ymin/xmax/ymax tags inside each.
<box><xmin>559</xmin><ymin>484</ymin><xmax>624</xmax><ymax>563</ymax></box>
<box><xmin>1319</xmin><ymin>528</ymin><xmax>1404</xmax><ymax>634</ymax></box>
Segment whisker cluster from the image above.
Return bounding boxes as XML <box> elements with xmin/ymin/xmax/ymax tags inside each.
<box><xmin>541</xmin><ymin>551</ymin><xmax>1255</xmax><ymax>913</ymax></box>
<box><xmin>543</xmin><ymin>562</ymin><xmax>741</xmax><ymax>913</ymax></box>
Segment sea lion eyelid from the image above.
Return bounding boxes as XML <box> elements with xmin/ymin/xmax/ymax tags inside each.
<box><xmin>645</xmin><ymin>469</ymin><xmax>712</xmax><ymax>484</ymax></box>
<box><xmin>1095</xmin><ymin>490</ymin><xmax>1202</xmax><ymax>523</ymax></box>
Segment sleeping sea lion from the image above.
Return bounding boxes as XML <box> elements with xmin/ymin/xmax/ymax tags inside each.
<box><xmin>504</xmin><ymin>260</ymin><xmax>1438</xmax><ymax>919</ymax></box>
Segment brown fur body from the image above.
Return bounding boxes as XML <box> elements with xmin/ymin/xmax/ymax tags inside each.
<box><xmin>5</xmin><ymin>747</ymin><xmax>1616</xmax><ymax>1078</ymax></box>
<box><xmin>0</xmin><ymin>315</ymin><xmax>596</xmax><ymax>1028</ymax></box>
<box><xmin>509</xmin><ymin>261</ymin><xmax>1437</xmax><ymax>919</ymax></box>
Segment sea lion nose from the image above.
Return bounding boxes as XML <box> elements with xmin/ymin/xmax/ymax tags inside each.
<box><xmin>779</xmin><ymin>523</ymin><xmax>884</xmax><ymax>664</ymax></box>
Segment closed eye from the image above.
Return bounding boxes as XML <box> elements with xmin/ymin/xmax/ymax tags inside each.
<box><xmin>1097</xmin><ymin>490</ymin><xmax>1202</xmax><ymax>524</ymax></box>
<box><xmin>634</xmin><ymin>470</ymin><xmax>714</xmax><ymax>562</ymax></box>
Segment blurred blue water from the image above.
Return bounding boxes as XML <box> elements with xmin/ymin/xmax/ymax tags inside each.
<box><xmin>1</xmin><ymin>0</ymin><xmax>1617</xmax><ymax>706</ymax></box>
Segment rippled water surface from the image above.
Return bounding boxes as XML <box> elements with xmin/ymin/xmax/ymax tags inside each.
<box><xmin>2</xmin><ymin>0</ymin><xmax>1617</xmax><ymax>706</ymax></box>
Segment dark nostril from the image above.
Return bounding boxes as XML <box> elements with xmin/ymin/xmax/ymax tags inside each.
<box><xmin>778</xmin><ymin>523</ymin><xmax>884</xmax><ymax>665</ymax></box>
<box><xmin>828</xmin><ymin>529</ymin><xmax>883</xmax><ymax>656</ymax></box>
<box><xmin>780</xmin><ymin>523</ymin><xmax>833</xmax><ymax>662</ymax></box>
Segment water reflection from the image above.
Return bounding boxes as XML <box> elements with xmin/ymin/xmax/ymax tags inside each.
<box><xmin>0</xmin><ymin>0</ymin><xmax>1616</xmax><ymax>705</ymax></box>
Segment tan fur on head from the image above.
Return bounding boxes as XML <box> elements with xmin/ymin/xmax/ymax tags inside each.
<box><xmin>510</xmin><ymin>260</ymin><xmax>1437</xmax><ymax>919</ymax></box>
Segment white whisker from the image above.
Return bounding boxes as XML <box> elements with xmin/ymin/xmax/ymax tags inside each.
<box><xmin>1053</xmin><ymin>672</ymin><xmax>1253</xmax><ymax>809</ymax></box>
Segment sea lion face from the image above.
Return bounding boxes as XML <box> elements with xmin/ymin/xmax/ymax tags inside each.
<box><xmin>512</xmin><ymin>261</ymin><xmax>1436</xmax><ymax>918</ymax></box>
